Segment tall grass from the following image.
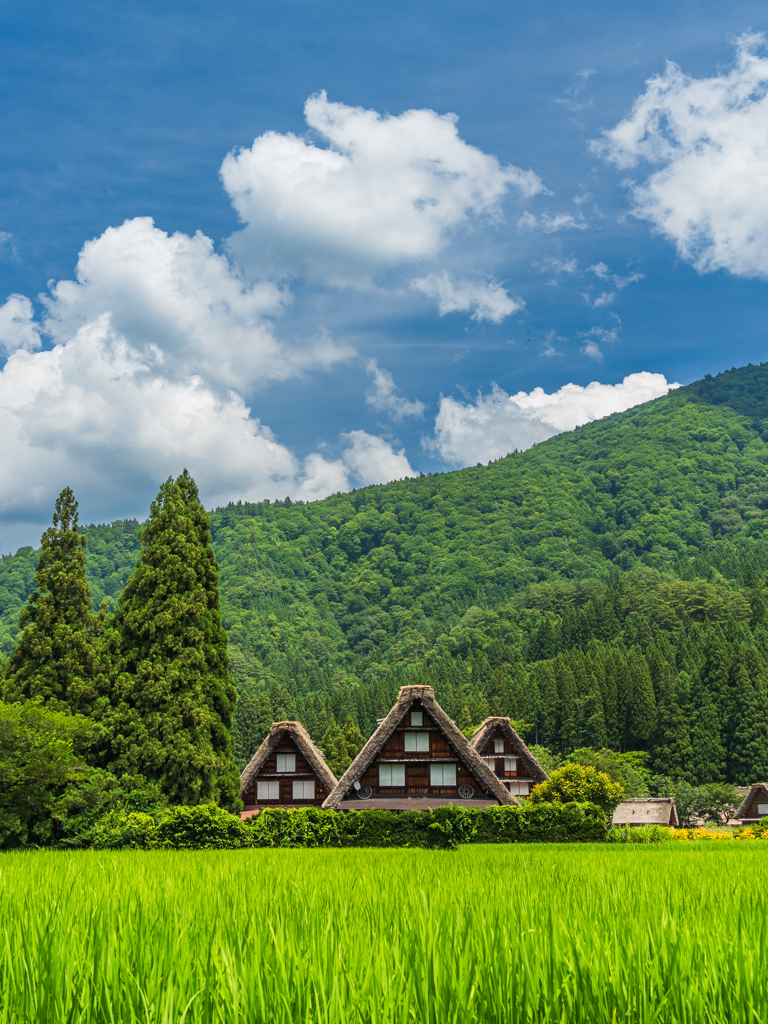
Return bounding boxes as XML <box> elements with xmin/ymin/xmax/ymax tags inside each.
<box><xmin>0</xmin><ymin>845</ymin><xmax>766</xmax><ymax>1023</ymax></box>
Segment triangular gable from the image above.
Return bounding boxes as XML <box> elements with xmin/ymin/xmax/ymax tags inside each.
<box><xmin>469</xmin><ymin>717</ymin><xmax>549</xmax><ymax>786</ymax></box>
<box><xmin>734</xmin><ymin>782</ymin><xmax>768</xmax><ymax>819</ymax></box>
<box><xmin>240</xmin><ymin>721</ymin><xmax>337</xmax><ymax>800</ymax></box>
<box><xmin>322</xmin><ymin>685</ymin><xmax>516</xmax><ymax>809</ymax></box>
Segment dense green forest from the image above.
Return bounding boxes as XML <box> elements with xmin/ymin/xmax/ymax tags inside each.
<box><xmin>3</xmin><ymin>363</ymin><xmax>768</xmax><ymax>784</ymax></box>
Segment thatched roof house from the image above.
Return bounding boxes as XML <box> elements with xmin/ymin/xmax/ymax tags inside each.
<box><xmin>322</xmin><ymin>685</ymin><xmax>516</xmax><ymax>811</ymax></box>
<box><xmin>734</xmin><ymin>782</ymin><xmax>768</xmax><ymax>823</ymax></box>
<box><xmin>612</xmin><ymin>797</ymin><xmax>679</xmax><ymax>827</ymax></box>
<box><xmin>240</xmin><ymin>721</ymin><xmax>337</xmax><ymax>810</ymax></box>
<box><xmin>469</xmin><ymin>717</ymin><xmax>549</xmax><ymax>798</ymax></box>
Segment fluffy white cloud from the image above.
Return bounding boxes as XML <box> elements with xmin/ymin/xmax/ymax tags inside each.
<box><xmin>425</xmin><ymin>372</ymin><xmax>678</xmax><ymax>465</ymax></box>
<box><xmin>221</xmin><ymin>91</ymin><xmax>543</xmax><ymax>284</ymax></box>
<box><xmin>594</xmin><ymin>33</ymin><xmax>768</xmax><ymax>277</ymax></box>
<box><xmin>0</xmin><ymin>295</ymin><xmax>42</xmax><ymax>352</ymax></box>
<box><xmin>40</xmin><ymin>217</ymin><xmax>351</xmax><ymax>393</ymax></box>
<box><xmin>366</xmin><ymin>360</ymin><xmax>426</xmax><ymax>420</ymax></box>
<box><xmin>411</xmin><ymin>271</ymin><xmax>522</xmax><ymax>323</ymax></box>
<box><xmin>341</xmin><ymin>430</ymin><xmax>416</xmax><ymax>486</ymax></box>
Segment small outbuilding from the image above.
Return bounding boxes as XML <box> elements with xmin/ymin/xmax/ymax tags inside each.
<box><xmin>240</xmin><ymin>721</ymin><xmax>337</xmax><ymax>812</ymax></box>
<box><xmin>612</xmin><ymin>797</ymin><xmax>679</xmax><ymax>827</ymax></box>
<box><xmin>322</xmin><ymin>685</ymin><xmax>516</xmax><ymax>811</ymax></box>
<box><xmin>469</xmin><ymin>717</ymin><xmax>549</xmax><ymax>798</ymax></box>
<box><xmin>733</xmin><ymin>782</ymin><xmax>768</xmax><ymax>824</ymax></box>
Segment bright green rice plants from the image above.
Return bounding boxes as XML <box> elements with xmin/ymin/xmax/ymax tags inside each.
<box><xmin>1</xmin><ymin>845</ymin><xmax>767</xmax><ymax>1023</ymax></box>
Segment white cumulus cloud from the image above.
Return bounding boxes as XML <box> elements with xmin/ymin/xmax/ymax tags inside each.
<box><xmin>341</xmin><ymin>430</ymin><xmax>417</xmax><ymax>486</ymax></box>
<box><xmin>221</xmin><ymin>91</ymin><xmax>543</xmax><ymax>284</ymax></box>
<box><xmin>594</xmin><ymin>33</ymin><xmax>768</xmax><ymax>277</ymax></box>
<box><xmin>0</xmin><ymin>295</ymin><xmax>42</xmax><ymax>353</ymax></box>
<box><xmin>366</xmin><ymin>360</ymin><xmax>426</xmax><ymax>420</ymax></box>
<box><xmin>424</xmin><ymin>372</ymin><xmax>679</xmax><ymax>465</ymax></box>
<box><xmin>411</xmin><ymin>271</ymin><xmax>523</xmax><ymax>322</ymax></box>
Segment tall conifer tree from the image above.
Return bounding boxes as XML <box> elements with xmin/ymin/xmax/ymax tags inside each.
<box><xmin>4</xmin><ymin>487</ymin><xmax>98</xmax><ymax>713</ymax></box>
<box><xmin>727</xmin><ymin>651</ymin><xmax>768</xmax><ymax>784</ymax></box>
<box><xmin>652</xmin><ymin>664</ymin><xmax>692</xmax><ymax>780</ymax></box>
<box><xmin>110</xmin><ymin>471</ymin><xmax>240</xmax><ymax>808</ymax></box>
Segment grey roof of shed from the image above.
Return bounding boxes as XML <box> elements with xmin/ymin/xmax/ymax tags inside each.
<box><xmin>240</xmin><ymin>721</ymin><xmax>337</xmax><ymax>797</ymax></box>
<box><xmin>612</xmin><ymin>797</ymin><xmax>679</xmax><ymax>827</ymax></box>
<box><xmin>321</xmin><ymin>685</ymin><xmax>518</xmax><ymax>810</ymax></box>
<box><xmin>734</xmin><ymin>782</ymin><xmax>768</xmax><ymax>819</ymax></box>
<box><xmin>469</xmin><ymin>717</ymin><xmax>550</xmax><ymax>785</ymax></box>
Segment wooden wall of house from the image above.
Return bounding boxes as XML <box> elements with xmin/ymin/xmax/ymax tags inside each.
<box><xmin>242</xmin><ymin>732</ymin><xmax>330</xmax><ymax>808</ymax></box>
<box><xmin>356</xmin><ymin>701</ymin><xmax>484</xmax><ymax>796</ymax></box>
<box><xmin>476</xmin><ymin>726</ymin><xmax>534</xmax><ymax>780</ymax></box>
<box><xmin>742</xmin><ymin>789</ymin><xmax>768</xmax><ymax>818</ymax></box>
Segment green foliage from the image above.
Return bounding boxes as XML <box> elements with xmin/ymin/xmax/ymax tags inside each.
<box><xmin>652</xmin><ymin>778</ymin><xmax>741</xmax><ymax>827</ymax></box>
<box><xmin>0</xmin><ymin>698</ymin><xmax>97</xmax><ymax>847</ymax></box>
<box><xmin>319</xmin><ymin>715</ymin><xmax>366</xmax><ymax>777</ymax></box>
<box><xmin>529</xmin><ymin>763</ymin><xmax>624</xmax><ymax>813</ymax></box>
<box><xmin>566</xmin><ymin>748</ymin><xmax>651</xmax><ymax>797</ymax></box>
<box><xmin>82</xmin><ymin>801</ymin><xmax>606</xmax><ymax>850</ymax></box>
<box><xmin>605</xmin><ymin>824</ymin><xmax>675</xmax><ymax>843</ymax></box>
<box><xmin>3</xmin><ymin>488</ymin><xmax>100</xmax><ymax>714</ymax></box>
<box><xmin>109</xmin><ymin>471</ymin><xmax>240</xmax><ymax>808</ymax></box>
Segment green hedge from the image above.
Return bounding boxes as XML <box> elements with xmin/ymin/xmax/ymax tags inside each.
<box><xmin>85</xmin><ymin>801</ymin><xmax>607</xmax><ymax>851</ymax></box>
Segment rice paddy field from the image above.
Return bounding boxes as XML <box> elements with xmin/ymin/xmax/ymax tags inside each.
<box><xmin>0</xmin><ymin>845</ymin><xmax>766</xmax><ymax>1024</ymax></box>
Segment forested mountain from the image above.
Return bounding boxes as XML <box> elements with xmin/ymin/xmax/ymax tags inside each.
<box><xmin>2</xmin><ymin>363</ymin><xmax>768</xmax><ymax>783</ymax></box>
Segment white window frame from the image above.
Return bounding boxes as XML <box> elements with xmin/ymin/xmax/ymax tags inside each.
<box><xmin>257</xmin><ymin>780</ymin><xmax>280</xmax><ymax>801</ymax></box>
<box><xmin>430</xmin><ymin>764</ymin><xmax>457</xmax><ymax>787</ymax></box>
<box><xmin>404</xmin><ymin>732</ymin><xmax>429</xmax><ymax>752</ymax></box>
<box><xmin>758</xmin><ymin>803</ymin><xmax>768</xmax><ymax>816</ymax></box>
<box><xmin>504</xmin><ymin>758</ymin><xmax>518</xmax><ymax>772</ymax></box>
<box><xmin>276</xmin><ymin>753</ymin><xmax>296</xmax><ymax>773</ymax></box>
<box><xmin>494</xmin><ymin>739</ymin><xmax>504</xmax><ymax>753</ymax></box>
<box><xmin>410</xmin><ymin>711</ymin><xmax>423</xmax><ymax>726</ymax></box>
<box><xmin>379</xmin><ymin>764</ymin><xmax>406</xmax><ymax>787</ymax></box>
<box><xmin>508</xmin><ymin>780</ymin><xmax>530</xmax><ymax>796</ymax></box>
<box><xmin>292</xmin><ymin>780</ymin><xmax>315</xmax><ymax>800</ymax></box>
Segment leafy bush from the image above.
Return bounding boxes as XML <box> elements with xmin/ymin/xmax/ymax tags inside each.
<box><xmin>154</xmin><ymin>805</ymin><xmax>251</xmax><ymax>850</ymax></box>
<box><xmin>89</xmin><ymin>810</ymin><xmax>158</xmax><ymax>850</ymax></box>
<box><xmin>529</xmin><ymin>764</ymin><xmax>624</xmax><ymax>813</ymax></box>
<box><xmin>605</xmin><ymin>825</ymin><xmax>674</xmax><ymax>844</ymax></box>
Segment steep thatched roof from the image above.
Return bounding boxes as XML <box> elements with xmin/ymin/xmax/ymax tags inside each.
<box><xmin>612</xmin><ymin>797</ymin><xmax>679</xmax><ymax>827</ymax></box>
<box><xmin>240</xmin><ymin>721</ymin><xmax>337</xmax><ymax>797</ymax></box>
<box><xmin>469</xmin><ymin>717</ymin><xmax>550</xmax><ymax>785</ymax></box>
<box><xmin>322</xmin><ymin>685</ymin><xmax>517</xmax><ymax>810</ymax></box>
<box><xmin>734</xmin><ymin>782</ymin><xmax>768</xmax><ymax>819</ymax></box>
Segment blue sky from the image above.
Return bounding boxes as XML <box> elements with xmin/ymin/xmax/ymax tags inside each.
<box><xmin>1</xmin><ymin>0</ymin><xmax>768</xmax><ymax>549</ymax></box>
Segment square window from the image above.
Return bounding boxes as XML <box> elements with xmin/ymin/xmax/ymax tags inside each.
<box><xmin>410</xmin><ymin>711</ymin><xmax>423</xmax><ymax>726</ymax></box>
<box><xmin>379</xmin><ymin>764</ymin><xmax>406</xmax><ymax>787</ymax></box>
<box><xmin>509</xmin><ymin>780</ymin><xmax>530</xmax><ymax>796</ymax></box>
<box><xmin>276</xmin><ymin>753</ymin><xmax>296</xmax><ymax>773</ymax></box>
<box><xmin>293</xmin><ymin>780</ymin><xmax>314</xmax><ymax>800</ymax></box>
<box><xmin>404</xmin><ymin>732</ymin><xmax>429</xmax><ymax>752</ymax></box>
<box><xmin>494</xmin><ymin>739</ymin><xmax>504</xmax><ymax>753</ymax></box>
<box><xmin>430</xmin><ymin>764</ymin><xmax>457</xmax><ymax>787</ymax></box>
<box><xmin>257</xmin><ymin>780</ymin><xmax>280</xmax><ymax>801</ymax></box>
<box><xmin>758</xmin><ymin>803</ymin><xmax>768</xmax><ymax>815</ymax></box>
<box><xmin>504</xmin><ymin>758</ymin><xmax>518</xmax><ymax>772</ymax></box>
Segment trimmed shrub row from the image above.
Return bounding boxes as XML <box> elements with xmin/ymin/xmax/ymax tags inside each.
<box><xmin>86</xmin><ymin>801</ymin><xmax>608</xmax><ymax>851</ymax></box>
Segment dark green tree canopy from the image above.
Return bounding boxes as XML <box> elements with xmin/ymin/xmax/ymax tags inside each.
<box><xmin>110</xmin><ymin>470</ymin><xmax>240</xmax><ymax>809</ymax></box>
<box><xmin>4</xmin><ymin>487</ymin><xmax>98</xmax><ymax>712</ymax></box>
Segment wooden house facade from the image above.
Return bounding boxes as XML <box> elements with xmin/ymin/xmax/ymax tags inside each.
<box><xmin>469</xmin><ymin>717</ymin><xmax>549</xmax><ymax>798</ymax></box>
<box><xmin>322</xmin><ymin>685</ymin><xmax>516</xmax><ymax>810</ymax></box>
<box><xmin>240</xmin><ymin>721</ymin><xmax>337</xmax><ymax>811</ymax></box>
<box><xmin>734</xmin><ymin>782</ymin><xmax>768</xmax><ymax>823</ymax></box>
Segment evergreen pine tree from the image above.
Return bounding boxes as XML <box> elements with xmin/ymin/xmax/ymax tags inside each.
<box><xmin>727</xmin><ymin>652</ymin><xmax>768</xmax><ymax>784</ymax></box>
<box><xmin>533</xmin><ymin>661</ymin><xmax>559</xmax><ymax>748</ymax></box>
<box><xmin>4</xmin><ymin>487</ymin><xmax>99</xmax><ymax>713</ymax></box>
<box><xmin>688</xmin><ymin>684</ymin><xmax>727</xmax><ymax>785</ymax></box>
<box><xmin>651</xmin><ymin>664</ymin><xmax>693</xmax><ymax>780</ymax></box>
<box><xmin>231</xmin><ymin>686</ymin><xmax>273</xmax><ymax>769</ymax></box>
<box><xmin>110</xmin><ymin>471</ymin><xmax>240</xmax><ymax>808</ymax></box>
<box><xmin>556</xmin><ymin>656</ymin><xmax>578</xmax><ymax>753</ymax></box>
<box><xmin>625</xmin><ymin>648</ymin><xmax>656</xmax><ymax>750</ymax></box>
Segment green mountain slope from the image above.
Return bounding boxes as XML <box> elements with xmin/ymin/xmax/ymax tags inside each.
<box><xmin>3</xmin><ymin>363</ymin><xmax>768</xmax><ymax>781</ymax></box>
